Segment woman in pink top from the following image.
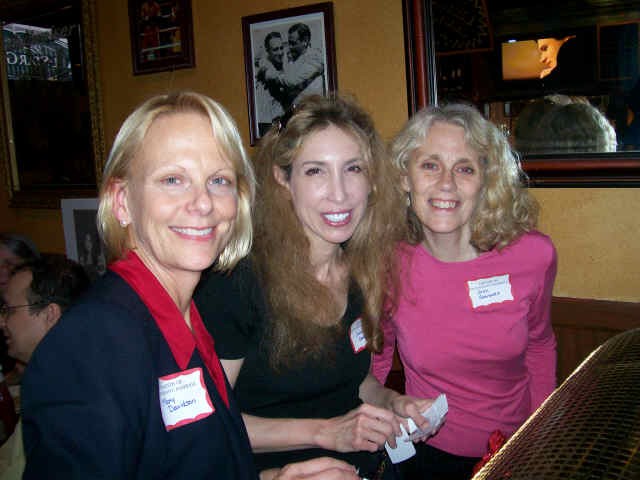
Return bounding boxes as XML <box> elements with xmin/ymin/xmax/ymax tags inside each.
<box><xmin>373</xmin><ymin>103</ymin><xmax>557</xmax><ymax>480</ymax></box>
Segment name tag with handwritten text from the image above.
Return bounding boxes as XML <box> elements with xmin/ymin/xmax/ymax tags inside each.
<box><xmin>467</xmin><ymin>274</ymin><xmax>513</xmax><ymax>308</ymax></box>
<box><xmin>349</xmin><ymin>318</ymin><xmax>367</xmax><ymax>353</ymax></box>
<box><xmin>158</xmin><ymin>367</ymin><xmax>214</xmax><ymax>431</ymax></box>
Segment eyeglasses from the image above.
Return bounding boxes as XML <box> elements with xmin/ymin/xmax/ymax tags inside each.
<box><xmin>0</xmin><ymin>303</ymin><xmax>43</xmax><ymax>318</ymax></box>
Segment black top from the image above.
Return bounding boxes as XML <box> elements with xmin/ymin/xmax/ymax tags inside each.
<box><xmin>22</xmin><ymin>271</ymin><xmax>258</xmax><ymax>480</ymax></box>
<box><xmin>195</xmin><ymin>258</ymin><xmax>380</xmax><ymax>474</ymax></box>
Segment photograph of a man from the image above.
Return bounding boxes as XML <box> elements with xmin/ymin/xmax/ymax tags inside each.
<box><xmin>285</xmin><ymin>23</ymin><xmax>325</xmax><ymax>105</ymax></box>
<box><xmin>247</xmin><ymin>8</ymin><xmax>334</xmax><ymax>139</ymax></box>
<box><xmin>255</xmin><ymin>32</ymin><xmax>287</xmax><ymax>128</ymax></box>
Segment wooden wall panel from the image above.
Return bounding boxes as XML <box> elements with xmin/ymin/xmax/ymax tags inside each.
<box><xmin>551</xmin><ymin>297</ymin><xmax>640</xmax><ymax>382</ymax></box>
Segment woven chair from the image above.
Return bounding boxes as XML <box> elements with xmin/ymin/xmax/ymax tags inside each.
<box><xmin>473</xmin><ymin>328</ymin><xmax>640</xmax><ymax>480</ymax></box>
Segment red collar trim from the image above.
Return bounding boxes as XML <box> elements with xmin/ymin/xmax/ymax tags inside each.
<box><xmin>109</xmin><ymin>251</ymin><xmax>228</xmax><ymax>407</ymax></box>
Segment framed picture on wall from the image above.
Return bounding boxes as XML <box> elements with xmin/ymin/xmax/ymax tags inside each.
<box><xmin>128</xmin><ymin>0</ymin><xmax>196</xmax><ymax>75</ymax></box>
<box><xmin>61</xmin><ymin>198</ymin><xmax>106</xmax><ymax>280</ymax></box>
<box><xmin>242</xmin><ymin>2</ymin><xmax>337</xmax><ymax>145</ymax></box>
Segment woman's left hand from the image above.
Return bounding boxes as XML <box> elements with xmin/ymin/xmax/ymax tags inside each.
<box><xmin>389</xmin><ymin>395</ymin><xmax>434</xmax><ymax>435</ymax></box>
<box><xmin>358</xmin><ymin>373</ymin><xmax>435</xmax><ymax>444</ymax></box>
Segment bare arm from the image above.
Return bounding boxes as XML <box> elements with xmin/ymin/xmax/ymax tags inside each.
<box><xmin>242</xmin><ymin>403</ymin><xmax>396</xmax><ymax>454</ymax></box>
<box><xmin>222</xmin><ymin>357</ymin><xmax>399</xmax><ymax>455</ymax></box>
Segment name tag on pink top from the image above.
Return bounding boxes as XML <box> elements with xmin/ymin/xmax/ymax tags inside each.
<box><xmin>349</xmin><ymin>318</ymin><xmax>367</xmax><ymax>353</ymax></box>
<box><xmin>158</xmin><ymin>367</ymin><xmax>214</xmax><ymax>431</ymax></box>
<box><xmin>467</xmin><ymin>274</ymin><xmax>514</xmax><ymax>308</ymax></box>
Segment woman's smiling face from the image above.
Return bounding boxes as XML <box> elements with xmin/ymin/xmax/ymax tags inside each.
<box><xmin>115</xmin><ymin>112</ymin><xmax>239</xmax><ymax>284</ymax></box>
<box><xmin>276</xmin><ymin>125</ymin><xmax>370</xmax><ymax>255</ymax></box>
<box><xmin>403</xmin><ymin>121</ymin><xmax>483</xmax><ymax>244</ymax></box>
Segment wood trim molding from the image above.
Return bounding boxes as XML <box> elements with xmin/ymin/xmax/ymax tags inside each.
<box><xmin>551</xmin><ymin>296</ymin><xmax>640</xmax><ymax>331</ymax></box>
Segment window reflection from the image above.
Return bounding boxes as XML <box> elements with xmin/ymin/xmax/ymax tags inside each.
<box><xmin>433</xmin><ymin>2</ymin><xmax>640</xmax><ymax>154</ymax></box>
<box><xmin>1</xmin><ymin>3</ymin><xmax>95</xmax><ymax>190</ymax></box>
<box><xmin>0</xmin><ymin>0</ymin><xmax>103</xmax><ymax>208</ymax></box>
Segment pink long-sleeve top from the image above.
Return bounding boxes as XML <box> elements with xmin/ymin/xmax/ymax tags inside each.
<box><xmin>372</xmin><ymin>231</ymin><xmax>557</xmax><ymax>457</ymax></box>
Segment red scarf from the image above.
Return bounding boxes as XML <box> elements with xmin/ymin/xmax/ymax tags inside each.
<box><xmin>110</xmin><ymin>251</ymin><xmax>229</xmax><ymax>407</ymax></box>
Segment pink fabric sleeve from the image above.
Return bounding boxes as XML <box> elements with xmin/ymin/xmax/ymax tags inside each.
<box><xmin>371</xmin><ymin>313</ymin><xmax>397</xmax><ymax>384</ymax></box>
<box><xmin>525</xmin><ymin>242</ymin><xmax>558</xmax><ymax>412</ymax></box>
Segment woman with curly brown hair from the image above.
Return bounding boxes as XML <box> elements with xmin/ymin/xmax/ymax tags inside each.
<box><xmin>372</xmin><ymin>103</ymin><xmax>558</xmax><ymax>480</ymax></box>
<box><xmin>196</xmin><ymin>94</ymin><xmax>433</xmax><ymax>479</ymax></box>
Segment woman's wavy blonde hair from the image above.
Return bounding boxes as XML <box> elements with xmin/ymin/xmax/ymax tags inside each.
<box><xmin>253</xmin><ymin>94</ymin><xmax>406</xmax><ymax>369</ymax></box>
<box><xmin>391</xmin><ymin>103</ymin><xmax>538</xmax><ymax>251</ymax></box>
<box><xmin>97</xmin><ymin>91</ymin><xmax>255</xmax><ymax>270</ymax></box>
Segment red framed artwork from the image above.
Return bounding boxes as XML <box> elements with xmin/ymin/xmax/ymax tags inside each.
<box><xmin>128</xmin><ymin>0</ymin><xmax>195</xmax><ymax>75</ymax></box>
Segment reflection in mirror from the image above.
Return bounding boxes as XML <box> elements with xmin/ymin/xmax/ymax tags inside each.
<box><xmin>0</xmin><ymin>0</ymin><xmax>104</xmax><ymax>208</ymax></box>
<box><xmin>431</xmin><ymin>0</ymin><xmax>640</xmax><ymax>156</ymax></box>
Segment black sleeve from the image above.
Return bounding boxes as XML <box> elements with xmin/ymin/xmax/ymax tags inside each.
<box><xmin>194</xmin><ymin>258</ymin><xmax>264</xmax><ymax>359</ymax></box>
<box><xmin>22</xmin><ymin>301</ymin><xmax>151</xmax><ymax>479</ymax></box>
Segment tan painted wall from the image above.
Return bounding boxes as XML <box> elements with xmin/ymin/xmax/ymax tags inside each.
<box><xmin>534</xmin><ymin>188</ymin><xmax>639</xmax><ymax>301</ymax></box>
<box><xmin>0</xmin><ymin>0</ymin><xmax>638</xmax><ymax>302</ymax></box>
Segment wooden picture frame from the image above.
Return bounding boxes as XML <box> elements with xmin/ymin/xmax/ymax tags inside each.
<box><xmin>402</xmin><ymin>0</ymin><xmax>640</xmax><ymax>187</ymax></box>
<box><xmin>128</xmin><ymin>0</ymin><xmax>195</xmax><ymax>75</ymax></box>
<box><xmin>0</xmin><ymin>0</ymin><xmax>105</xmax><ymax>209</ymax></box>
<box><xmin>242</xmin><ymin>2</ymin><xmax>337</xmax><ymax>145</ymax></box>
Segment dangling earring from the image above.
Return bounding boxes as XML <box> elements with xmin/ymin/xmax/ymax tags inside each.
<box><xmin>406</xmin><ymin>193</ymin><xmax>411</xmax><ymax>207</ymax></box>
<box><xmin>120</xmin><ymin>220</ymin><xmax>128</xmax><ymax>227</ymax></box>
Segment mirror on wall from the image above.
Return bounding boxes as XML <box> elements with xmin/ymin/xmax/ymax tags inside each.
<box><xmin>403</xmin><ymin>0</ymin><xmax>640</xmax><ymax>186</ymax></box>
<box><xmin>0</xmin><ymin>0</ymin><xmax>104</xmax><ymax>208</ymax></box>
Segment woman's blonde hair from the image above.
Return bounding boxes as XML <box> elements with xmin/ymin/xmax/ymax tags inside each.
<box><xmin>253</xmin><ymin>94</ymin><xmax>406</xmax><ymax>369</ymax></box>
<box><xmin>98</xmin><ymin>91</ymin><xmax>255</xmax><ymax>270</ymax></box>
<box><xmin>391</xmin><ymin>102</ymin><xmax>538</xmax><ymax>251</ymax></box>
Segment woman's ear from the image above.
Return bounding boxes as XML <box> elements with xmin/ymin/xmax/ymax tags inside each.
<box><xmin>401</xmin><ymin>173</ymin><xmax>411</xmax><ymax>193</ymax></box>
<box><xmin>272</xmin><ymin>165</ymin><xmax>290</xmax><ymax>190</ymax></box>
<box><xmin>112</xmin><ymin>179</ymin><xmax>131</xmax><ymax>225</ymax></box>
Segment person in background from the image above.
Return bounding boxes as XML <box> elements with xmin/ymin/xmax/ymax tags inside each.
<box><xmin>514</xmin><ymin>96</ymin><xmax>617</xmax><ymax>154</ymax></box>
<box><xmin>373</xmin><ymin>103</ymin><xmax>557</xmax><ymax>480</ymax></box>
<box><xmin>0</xmin><ymin>234</ymin><xmax>39</xmax><ymax>295</ymax></box>
<box><xmin>196</xmin><ymin>94</ymin><xmax>433</xmax><ymax>480</ymax></box>
<box><xmin>0</xmin><ymin>234</ymin><xmax>40</xmax><ymax>384</ymax></box>
<box><xmin>20</xmin><ymin>91</ymin><xmax>360</xmax><ymax>480</ymax></box>
<box><xmin>535</xmin><ymin>102</ymin><xmax>617</xmax><ymax>153</ymax></box>
<box><xmin>536</xmin><ymin>36</ymin><xmax>575</xmax><ymax>79</ymax></box>
<box><xmin>0</xmin><ymin>254</ymin><xmax>90</xmax><ymax>480</ymax></box>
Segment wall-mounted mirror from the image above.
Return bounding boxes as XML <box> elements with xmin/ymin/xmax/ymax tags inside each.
<box><xmin>403</xmin><ymin>0</ymin><xmax>640</xmax><ymax>186</ymax></box>
<box><xmin>0</xmin><ymin>0</ymin><xmax>104</xmax><ymax>208</ymax></box>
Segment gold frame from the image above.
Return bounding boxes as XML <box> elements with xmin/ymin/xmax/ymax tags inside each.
<box><xmin>0</xmin><ymin>0</ymin><xmax>105</xmax><ymax>208</ymax></box>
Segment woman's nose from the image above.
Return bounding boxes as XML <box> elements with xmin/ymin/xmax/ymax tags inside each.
<box><xmin>437</xmin><ymin>169</ymin><xmax>456</xmax><ymax>191</ymax></box>
<box><xmin>328</xmin><ymin>175</ymin><xmax>347</xmax><ymax>202</ymax></box>
<box><xmin>189</xmin><ymin>185</ymin><xmax>214</xmax><ymax>214</ymax></box>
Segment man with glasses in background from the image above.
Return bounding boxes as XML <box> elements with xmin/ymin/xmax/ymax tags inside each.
<box><xmin>0</xmin><ymin>254</ymin><xmax>89</xmax><ymax>480</ymax></box>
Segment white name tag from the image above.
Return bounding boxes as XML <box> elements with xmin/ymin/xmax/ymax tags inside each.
<box><xmin>349</xmin><ymin>318</ymin><xmax>367</xmax><ymax>353</ymax></box>
<box><xmin>158</xmin><ymin>367</ymin><xmax>214</xmax><ymax>431</ymax></box>
<box><xmin>467</xmin><ymin>274</ymin><xmax>514</xmax><ymax>308</ymax></box>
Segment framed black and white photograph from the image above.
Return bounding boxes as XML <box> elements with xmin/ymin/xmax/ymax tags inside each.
<box><xmin>242</xmin><ymin>2</ymin><xmax>337</xmax><ymax>145</ymax></box>
<box><xmin>61</xmin><ymin>198</ymin><xmax>106</xmax><ymax>281</ymax></box>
